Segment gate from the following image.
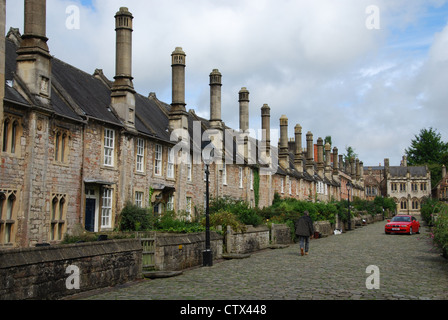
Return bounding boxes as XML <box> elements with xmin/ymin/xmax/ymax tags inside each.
<box><xmin>136</xmin><ymin>231</ymin><xmax>156</xmax><ymax>271</ymax></box>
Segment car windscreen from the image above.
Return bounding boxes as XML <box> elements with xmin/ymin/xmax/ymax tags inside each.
<box><xmin>392</xmin><ymin>216</ymin><xmax>411</xmax><ymax>222</ymax></box>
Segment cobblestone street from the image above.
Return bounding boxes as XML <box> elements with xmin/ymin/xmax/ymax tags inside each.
<box><xmin>81</xmin><ymin>218</ymin><xmax>448</xmax><ymax>301</ymax></box>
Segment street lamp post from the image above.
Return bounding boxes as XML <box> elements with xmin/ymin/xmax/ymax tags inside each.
<box><xmin>347</xmin><ymin>181</ymin><xmax>352</xmax><ymax>231</ymax></box>
<box><xmin>203</xmin><ymin>148</ymin><xmax>213</xmax><ymax>267</ymax></box>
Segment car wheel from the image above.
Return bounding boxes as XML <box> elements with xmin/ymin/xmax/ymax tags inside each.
<box><xmin>409</xmin><ymin>227</ymin><xmax>413</xmax><ymax>235</ymax></box>
<box><xmin>416</xmin><ymin>227</ymin><xmax>420</xmax><ymax>234</ymax></box>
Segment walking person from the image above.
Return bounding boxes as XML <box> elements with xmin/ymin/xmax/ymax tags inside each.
<box><xmin>295</xmin><ymin>211</ymin><xmax>314</xmax><ymax>256</ymax></box>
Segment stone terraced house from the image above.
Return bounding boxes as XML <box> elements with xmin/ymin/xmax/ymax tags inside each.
<box><xmin>0</xmin><ymin>0</ymin><xmax>365</xmax><ymax>249</ymax></box>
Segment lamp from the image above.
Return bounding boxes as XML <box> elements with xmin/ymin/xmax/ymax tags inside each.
<box><xmin>202</xmin><ymin>146</ymin><xmax>214</xmax><ymax>267</ymax></box>
<box><xmin>346</xmin><ymin>181</ymin><xmax>352</xmax><ymax>231</ymax></box>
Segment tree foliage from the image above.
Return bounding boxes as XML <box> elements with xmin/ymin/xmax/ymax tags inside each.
<box><xmin>405</xmin><ymin>128</ymin><xmax>448</xmax><ymax>166</ymax></box>
<box><xmin>405</xmin><ymin>127</ymin><xmax>448</xmax><ymax>187</ymax></box>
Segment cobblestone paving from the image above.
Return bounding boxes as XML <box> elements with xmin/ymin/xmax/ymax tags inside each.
<box><xmin>82</xmin><ymin>219</ymin><xmax>448</xmax><ymax>300</ymax></box>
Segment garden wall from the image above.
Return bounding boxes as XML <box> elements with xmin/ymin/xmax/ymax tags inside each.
<box><xmin>271</xmin><ymin>224</ymin><xmax>293</xmax><ymax>245</ymax></box>
<box><xmin>226</xmin><ymin>225</ymin><xmax>270</xmax><ymax>254</ymax></box>
<box><xmin>0</xmin><ymin>239</ymin><xmax>142</xmax><ymax>300</ymax></box>
<box><xmin>154</xmin><ymin>232</ymin><xmax>223</xmax><ymax>271</ymax></box>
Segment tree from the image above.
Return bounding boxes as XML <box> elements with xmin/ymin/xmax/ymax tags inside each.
<box><xmin>405</xmin><ymin>127</ymin><xmax>448</xmax><ymax>187</ymax></box>
<box><xmin>344</xmin><ymin>146</ymin><xmax>358</xmax><ymax>163</ymax></box>
<box><xmin>405</xmin><ymin>128</ymin><xmax>448</xmax><ymax>166</ymax></box>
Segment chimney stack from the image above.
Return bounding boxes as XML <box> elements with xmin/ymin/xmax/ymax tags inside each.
<box><xmin>261</xmin><ymin>104</ymin><xmax>271</xmax><ymax>161</ymax></box>
<box><xmin>169</xmin><ymin>47</ymin><xmax>188</xmax><ymax>132</ymax></box>
<box><xmin>16</xmin><ymin>0</ymin><xmax>52</xmax><ymax>106</ymax></box>
<box><xmin>317</xmin><ymin>137</ymin><xmax>324</xmax><ymax>177</ymax></box>
<box><xmin>279</xmin><ymin>115</ymin><xmax>289</xmax><ymax>170</ymax></box>
<box><xmin>306</xmin><ymin>132</ymin><xmax>314</xmax><ymax>175</ymax></box>
<box><xmin>111</xmin><ymin>7</ymin><xmax>136</xmax><ymax>131</ymax></box>
<box><xmin>294</xmin><ymin>124</ymin><xmax>303</xmax><ymax>172</ymax></box>
<box><xmin>324</xmin><ymin>143</ymin><xmax>332</xmax><ymax>179</ymax></box>
<box><xmin>333</xmin><ymin>147</ymin><xmax>339</xmax><ymax>176</ymax></box>
<box><xmin>239</xmin><ymin>87</ymin><xmax>249</xmax><ymax>132</ymax></box>
<box><xmin>209</xmin><ymin>69</ymin><xmax>222</xmax><ymax>130</ymax></box>
<box><xmin>443</xmin><ymin>165</ymin><xmax>447</xmax><ymax>178</ymax></box>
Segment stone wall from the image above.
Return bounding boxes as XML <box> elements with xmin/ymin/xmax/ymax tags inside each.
<box><xmin>271</xmin><ymin>223</ymin><xmax>292</xmax><ymax>245</ymax></box>
<box><xmin>0</xmin><ymin>239</ymin><xmax>142</xmax><ymax>300</ymax></box>
<box><xmin>226</xmin><ymin>225</ymin><xmax>270</xmax><ymax>254</ymax></box>
<box><xmin>154</xmin><ymin>232</ymin><xmax>223</xmax><ymax>271</ymax></box>
<box><xmin>313</xmin><ymin>221</ymin><xmax>333</xmax><ymax>238</ymax></box>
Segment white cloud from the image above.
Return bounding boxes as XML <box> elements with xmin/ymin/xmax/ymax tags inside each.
<box><xmin>5</xmin><ymin>0</ymin><xmax>448</xmax><ymax>167</ymax></box>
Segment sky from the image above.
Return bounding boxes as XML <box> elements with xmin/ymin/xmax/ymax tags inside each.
<box><xmin>5</xmin><ymin>0</ymin><xmax>448</xmax><ymax>167</ymax></box>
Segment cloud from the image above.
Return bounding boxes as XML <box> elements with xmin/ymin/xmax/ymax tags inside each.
<box><xmin>5</xmin><ymin>0</ymin><xmax>448</xmax><ymax>167</ymax></box>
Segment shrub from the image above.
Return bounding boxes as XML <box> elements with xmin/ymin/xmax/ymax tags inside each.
<box><xmin>118</xmin><ymin>202</ymin><xmax>155</xmax><ymax>231</ymax></box>
<box><xmin>433</xmin><ymin>205</ymin><xmax>448</xmax><ymax>255</ymax></box>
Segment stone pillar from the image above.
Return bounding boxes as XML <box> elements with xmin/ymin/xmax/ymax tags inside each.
<box><xmin>111</xmin><ymin>7</ymin><xmax>136</xmax><ymax>131</ymax></box>
<box><xmin>294</xmin><ymin>124</ymin><xmax>303</xmax><ymax>172</ymax></box>
<box><xmin>209</xmin><ymin>69</ymin><xmax>222</xmax><ymax>130</ymax></box>
<box><xmin>15</xmin><ymin>0</ymin><xmax>52</xmax><ymax>106</ymax></box>
<box><xmin>306</xmin><ymin>132</ymin><xmax>314</xmax><ymax>175</ymax></box>
<box><xmin>279</xmin><ymin>115</ymin><xmax>289</xmax><ymax>170</ymax></box>
<box><xmin>169</xmin><ymin>47</ymin><xmax>188</xmax><ymax>132</ymax></box>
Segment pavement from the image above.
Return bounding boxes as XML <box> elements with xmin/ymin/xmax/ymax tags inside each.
<box><xmin>78</xmin><ymin>218</ymin><xmax>448</xmax><ymax>301</ymax></box>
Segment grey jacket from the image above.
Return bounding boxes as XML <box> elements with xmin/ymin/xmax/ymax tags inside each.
<box><xmin>295</xmin><ymin>215</ymin><xmax>314</xmax><ymax>237</ymax></box>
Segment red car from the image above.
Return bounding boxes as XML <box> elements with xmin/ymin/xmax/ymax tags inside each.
<box><xmin>385</xmin><ymin>215</ymin><xmax>420</xmax><ymax>235</ymax></box>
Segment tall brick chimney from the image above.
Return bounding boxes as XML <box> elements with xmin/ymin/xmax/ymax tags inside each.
<box><xmin>169</xmin><ymin>47</ymin><xmax>188</xmax><ymax>132</ymax></box>
<box><xmin>279</xmin><ymin>115</ymin><xmax>289</xmax><ymax>170</ymax></box>
<box><xmin>294</xmin><ymin>124</ymin><xmax>303</xmax><ymax>172</ymax></box>
<box><xmin>333</xmin><ymin>147</ymin><xmax>339</xmax><ymax>177</ymax></box>
<box><xmin>15</xmin><ymin>0</ymin><xmax>52</xmax><ymax>106</ymax></box>
<box><xmin>209</xmin><ymin>69</ymin><xmax>222</xmax><ymax>130</ymax></box>
<box><xmin>306</xmin><ymin>132</ymin><xmax>315</xmax><ymax>175</ymax></box>
<box><xmin>317</xmin><ymin>137</ymin><xmax>324</xmax><ymax>177</ymax></box>
<box><xmin>239</xmin><ymin>87</ymin><xmax>249</xmax><ymax>132</ymax></box>
<box><xmin>111</xmin><ymin>7</ymin><xmax>136</xmax><ymax>131</ymax></box>
<box><xmin>260</xmin><ymin>104</ymin><xmax>271</xmax><ymax>161</ymax></box>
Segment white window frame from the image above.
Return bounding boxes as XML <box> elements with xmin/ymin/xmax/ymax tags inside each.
<box><xmin>135</xmin><ymin>191</ymin><xmax>144</xmax><ymax>208</ymax></box>
<box><xmin>104</xmin><ymin>129</ymin><xmax>115</xmax><ymax>166</ymax></box>
<box><xmin>281</xmin><ymin>177</ymin><xmax>284</xmax><ymax>194</ymax></box>
<box><xmin>136</xmin><ymin>138</ymin><xmax>145</xmax><ymax>173</ymax></box>
<box><xmin>167</xmin><ymin>148</ymin><xmax>174</xmax><ymax>179</ymax></box>
<box><xmin>239</xmin><ymin>167</ymin><xmax>243</xmax><ymax>189</ymax></box>
<box><xmin>167</xmin><ymin>195</ymin><xmax>174</xmax><ymax>212</ymax></box>
<box><xmin>101</xmin><ymin>188</ymin><xmax>113</xmax><ymax>228</ymax></box>
<box><xmin>186</xmin><ymin>197</ymin><xmax>192</xmax><ymax>221</ymax></box>
<box><xmin>222</xmin><ymin>163</ymin><xmax>227</xmax><ymax>185</ymax></box>
<box><xmin>154</xmin><ymin>144</ymin><xmax>162</xmax><ymax>176</ymax></box>
<box><xmin>250</xmin><ymin>169</ymin><xmax>253</xmax><ymax>190</ymax></box>
<box><xmin>187</xmin><ymin>153</ymin><xmax>192</xmax><ymax>182</ymax></box>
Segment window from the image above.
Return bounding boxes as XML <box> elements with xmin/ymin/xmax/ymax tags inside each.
<box><xmin>135</xmin><ymin>191</ymin><xmax>144</xmax><ymax>208</ymax></box>
<box><xmin>250</xmin><ymin>169</ymin><xmax>254</xmax><ymax>190</ymax></box>
<box><xmin>154</xmin><ymin>144</ymin><xmax>162</xmax><ymax>176</ymax></box>
<box><xmin>288</xmin><ymin>177</ymin><xmax>292</xmax><ymax>195</ymax></box>
<box><xmin>421</xmin><ymin>183</ymin><xmax>427</xmax><ymax>191</ymax></box>
<box><xmin>400</xmin><ymin>183</ymin><xmax>406</xmax><ymax>192</ymax></box>
<box><xmin>104</xmin><ymin>128</ymin><xmax>115</xmax><ymax>166</ymax></box>
<box><xmin>167</xmin><ymin>148</ymin><xmax>174</xmax><ymax>179</ymax></box>
<box><xmin>186</xmin><ymin>197</ymin><xmax>192</xmax><ymax>221</ymax></box>
<box><xmin>222</xmin><ymin>163</ymin><xmax>227</xmax><ymax>185</ymax></box>
<box><xmin>2</xmin><ymin>115</ymin><xmax>21</xmax><ymax>155</ymax></box>
<box><xmin>400</xmin><ymin>200</ymin><xmax>407</xmax><ymax>210</ymax></box>
<box><xmin>281</xmin><ymin>177</ymin><xmax>284</xmax><ymax>194</ymax></box>
<box><xmin>167</xmin><ymin>195</ymin><xmax>174</xmax><ymax>212</ymax></box>
<box><xmin>101</xmin><ymin>188</ymin><xmax>113</xmax><ymax>228</ymax></box>
<box><xmin>136</xmin><ymin>138</ymin><xmax>145</xmax><ymax>173</ymax></box>
<box><xmin>50</xmin><ymin>194</ymin><xmax>66</xmax><ymax>241</ymax></box>
<box><xmin>54</xmin><ymin>129</ymin><xmax>70</xmax><ymax>164</ymax></box>
<box><xmin>0</xmin><ymin>190</ymin><xmax>17</xmax><ymax>245</ymax></box>
<box><xmin>187</xmin><ymin>153</ymin><xmax>192</xmax><ymax>182</ymax></box>
<box><xmin>239</xmin><ymin>167</ymin><xmax>243</xmax><ymax>189</ymax></box>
